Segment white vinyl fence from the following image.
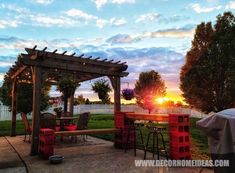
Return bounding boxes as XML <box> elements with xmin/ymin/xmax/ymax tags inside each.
<box><xmin>0</xmin><ymin>103</ymin><xmax>208</xmax><ymax>121</ymax></box>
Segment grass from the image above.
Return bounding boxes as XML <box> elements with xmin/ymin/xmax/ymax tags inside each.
<box><xmin>0</xmin><ymin>114</ymin><xmax>209</xmax><ymax>159</ymax></box>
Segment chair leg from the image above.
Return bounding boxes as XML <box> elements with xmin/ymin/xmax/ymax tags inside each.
<box><xmin>24</xmin><ymin>133</ymin><xmax>26</xmax><ymax>142</ymax></box>
<box><xmin>83</xmin><ymin>135</ymin><xmax>86</xmax><ymax>142</ymax></box>
<box><xmin>144</xmin><ymin>132</ymin><xmax>152</xmax><ymax>159</ymax></box>
<box><xmin>159</xmin><ymin>132</ymin><xmax>168</xmax><ymax>159</ymax></box>
<box><xmin>28</xmin><ymin>134</ymin><xmax>31</xmax><ymax>143</ymax></box>
<box><xmin>134</xmin><ymin>128</ymin><xmax>136</xmax><ymax>156</ymax></box>
<box><xmin>152</xmin><ymin>132</ymin><xmax>155</xmax><ymax>158</ymax></box>
<box><xmin>156</xmin><ymin>132</ymin><xmax>159</xmax><ymax>159</ymax></box>
<box><xmin>139</xmin><ymin>129</ymin><xmax>144</xmax><ymax>145</ymax></box>
<box><xmin>124</xmin><ymin>128</ymin><xmax>130</xmax><ymax>153</ymax></box>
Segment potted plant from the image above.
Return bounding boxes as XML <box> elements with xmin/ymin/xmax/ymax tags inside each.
<box><xmin>91</xmin><ymin>79</ymin><xmax>111</xmax><ymax>104</ymax></box>
<box><xmin>57</xmin><ymin>75</ymin><xmax>80</xmax><ymax>112</ymax></box>
<box><xmin>122</xmin><ymin>88</ymin><xmax>135</xmax><ymax>100</ymax></box>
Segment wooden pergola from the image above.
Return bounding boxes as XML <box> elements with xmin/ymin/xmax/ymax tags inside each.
<box><xmin>6</xmin><ymin>46</ymin><xmax>128</xmax><ymax>155</ymax></box>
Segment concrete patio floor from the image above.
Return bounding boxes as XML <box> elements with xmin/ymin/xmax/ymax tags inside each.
<box><xmin>0</xmin><ymin>136</ymin><xmax>213</xmax><ymax>173</ymax></box>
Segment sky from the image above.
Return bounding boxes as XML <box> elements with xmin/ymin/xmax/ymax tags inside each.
<box><xmin>0</xmin><ymin>0</ymin><xmax>235</xmax><ymax>103</ymax></box>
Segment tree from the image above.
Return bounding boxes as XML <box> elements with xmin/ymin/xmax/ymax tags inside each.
<box><xmin>74</xmin><ymin>94</ymin><xmax>86</xmax><ymax>105</ymax></box>
<box><xmin>180</xmin><ymin>12</ymin><xmax>235</xmax><ymax>113</ymax></box>
<box><xmin>85</xmin><ymin>98</ymin><xmax>90</xmax><ymax>104</ymax></box>
<box><xmin>57</xmin><ymin>75</ymin><xmax>80</xmax><ymax>112</ymax></box>
<box><xmin>0</xmin><ymin>80</ymin><xmax>50</xmax><ymax>114</ymax></box>
<box><xmin>135</xmin><ymin>70</ymin><xmax>166</xmax><ymax>113</ymax></box>
<box><xmin>91</xmin><ymin>79</ymin><xmax>111</xmax><ymax>104</ymax></box>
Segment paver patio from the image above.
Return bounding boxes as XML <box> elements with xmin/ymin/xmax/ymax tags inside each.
<box><xmin>0</xmin><ymin>136</ymin><xmax>213</xmax><ymax>173</ymax></box>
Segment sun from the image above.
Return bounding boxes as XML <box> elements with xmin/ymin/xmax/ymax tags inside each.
<box><xmin>156</xmin><ymin>97</ymin><xmax>165</xmax><ymax>104</ymax></box>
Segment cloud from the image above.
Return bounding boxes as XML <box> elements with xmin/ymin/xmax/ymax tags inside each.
<box><xmin>0</xmin><ymin>73</ymin><xmax>5</xmax><ymax>81</ymax></box>
<box><xmin>106</xmin><ymin>26</ymin><xmax>195</xmax><ymax>44</ymax></box>
<box><xmin>0</xmin><ymin>5</ymin><xmax>79</xmax><ymax>28</ymax></box>
<box><xmin>65</xmin><ymin>8</ymin><xmax>127</xmax><ymax>28</ymax></box>
<box><xmin>65</xmin><ymin>9</ymin><xmax>98</xmax><ymax>20</ymax></box>
<box><xmin>93</xmin><ymin>0</ymin><xmax>135</xmax><ymax>9</ymax></box>
<box><xmin>93</xmin><ymin>0</ymin><xmax>108</xmax><ymax>9</ymax></box>
<box><xmin>144</xmin><ymin>27</ymin><xmax>195</xmax><ymax>38</ymax></box>
<box><xmin>31</xmin><ymin>14</ymin><xmax>77</xmax><ymax>27</ymax></box>
<box><xmin>225</xmin><ymin>1</ymin><xmax>235</xmax><ymax>9</ymax></box>
<box><xmin>96</xmin><ymin>19</ymin><xmax>108</xmax><ymax>28</ymax></box>
<box><xmin>135</xmin><ymin>13</ymin><xmax>161</xmax><ymax>23</ymax></box>
<box><xmin>0</xmin><ymin>35</ymin><xmax>185</xmax><ymax>94</ymax></box>
<box><xmin>110</xmin><ymin>18</ymin><xmax>127</xmax><ymax>26</ymax></box>
<box><xmin>106</xmin><ymin>34</ymin><xmax>140</xmax><ymax>44</ymax></box>
<box><xmin>0</xmin><ymin>61</ymin><xmax>13</xmax><ymax>67</ymax></box>
<box><xmin>112</xmin><ymin>0</ymin><xmax>135</xmax><ymax>4</ymax></box>
<box><xmin>0</xmin><ymin>4</ymin><xmax>126</xmax><ymax>29</ymax></box>
<box><xmin>159</xmin><ymin>15</ymin><xmax>190</xmax><ymax>24</ymax></box>
<box><xmin>0</xmin><ymin>19</ymin><xmax>19</xmax><ymax>29</ymax></box>
<box><xmin>190</xmin><ymin>3</ymin><xmax>222</xmax><ymax>13</ymax></box>
<box><xmin>33</xmin><ymin>0</ymin><xmax>54</xmax><ymax>5</ymax></box>
<box><xmin>207</xmin><ymin>0</ymin><xmax>219</xmax><ymax>2</ymax></box>
<box><xmin>0</xmin><ymin>3</ymin><xmax>30</xmax><ymax>13</ymax></box>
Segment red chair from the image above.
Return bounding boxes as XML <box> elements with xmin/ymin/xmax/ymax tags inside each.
<box><xmin>20</xmin><ymin>112</ymin><xmax>32</xmax><ymax>142</ymax></box>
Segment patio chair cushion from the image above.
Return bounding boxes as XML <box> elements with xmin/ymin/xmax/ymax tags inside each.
<box><xmin>55</xmin><ymin>126</ymin><xmax>61</xmax><ymax>131</ymax></box>
<box><xmin>64</xmin><ymin>125</ymin><xmax>77</xmax><ymax>131</ymax></box>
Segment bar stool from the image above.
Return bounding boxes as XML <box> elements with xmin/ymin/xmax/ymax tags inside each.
<box><xmin>144</xmin><ymin>124</ymin><xmax>168</xmax><ymax>160</ymax></box>
<box><xmin>125</xmin><ymin>120</ymin><xmax>145</xmax><ymax>156</ymax></box>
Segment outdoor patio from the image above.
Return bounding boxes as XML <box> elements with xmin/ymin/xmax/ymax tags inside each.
<box><xmin>0</xmin><ymin>135</ymin><xmax>213</xmax><ymax>173</ymax></box>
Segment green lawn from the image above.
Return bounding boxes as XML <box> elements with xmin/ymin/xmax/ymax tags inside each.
<box><xmin>0</xmin><ymin>114</ymin><xmax>209</xmax><ymax>159</ymax></box>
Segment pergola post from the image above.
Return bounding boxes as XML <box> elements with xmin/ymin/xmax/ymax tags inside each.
<box><xmin>30</xmin><ymin>66</ymin><xmax>42</xmax><ymax>155</ymax></box>
<box><xmin>11</xmin><ymin>78</ymin><xmax>17</xmax><ymax>137</ymax></box>
<box><xmin>109</xmin><ymin>76</ymin><xmax>121</xmax><ymax>114</ymax></box>
<box><xmin>69</xmin><ymin>95</ymin><xmax>74</xmax><ymax>116</ymax></box>
<box><xmin>64</xmin><ymin>98</ymin><xmax>68</xmax><ymax>113</ymax></box>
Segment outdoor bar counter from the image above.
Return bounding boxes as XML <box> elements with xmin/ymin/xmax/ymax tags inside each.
<box><xmin>114</xmin><ymin>112</ymin><xmax>191</xmax><ymax>159</ymax></box>
<box><xmin>125</xmin><ymin>112</ymin><xmax>169</xmax><ymax>122</ymax></box>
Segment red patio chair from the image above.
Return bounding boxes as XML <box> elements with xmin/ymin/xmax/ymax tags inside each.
<box><xmin>20</xmin><ymin>112</ymin><xmax>32</xmax><ymax>142</ymax></box>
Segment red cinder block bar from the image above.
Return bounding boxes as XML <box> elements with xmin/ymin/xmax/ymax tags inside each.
<box><xmin>114</xmin><ymin>112</ymin><xmax>191</xmax><ymax>159</ymax></box>
<box><xmin>114</xmin><ymin>112</ymin><xmax>135</xmax><ymax>149</ymax></box>
<box><xmin>169</xmin><ymin>114</ymin><xmax>191</xmax><ymax>160</ymax></box>
<box><xmin>39</xmin><ymin>128</ymin><xmax>55</xmax><ymax>159</ymax></box>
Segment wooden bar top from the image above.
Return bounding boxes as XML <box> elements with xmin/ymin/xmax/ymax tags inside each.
<box><xmin>56</xmin><ymin>117</ymin><xmax>79</xmax><ymax>120</ymax></box>
<box><xmin>125</xmin><ymin>113</ymin><xmax>169</xmax><ymax>122</ymax></box>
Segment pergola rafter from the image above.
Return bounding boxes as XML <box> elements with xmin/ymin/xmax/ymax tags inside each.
<box><xmin>6</xmin><ymin>46</ymin><xmax>128</xmax><ymax>155</ymax></box>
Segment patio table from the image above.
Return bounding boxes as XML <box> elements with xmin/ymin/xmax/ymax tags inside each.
<box><xmin>56</xmin><ymin>117</ymin><xmax>79</xmax><ymax>130</ymax></box>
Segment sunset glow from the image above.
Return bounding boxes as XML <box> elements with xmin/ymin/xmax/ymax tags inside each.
<box><xmin>156</xmin><ymin>98</ymin><xmax>165</xmax><ymax>105</ymax></box>
<box><xmin>0</xmin><ymin>0</ymin><xmax>232</xmax><ymax>105</ymax></box>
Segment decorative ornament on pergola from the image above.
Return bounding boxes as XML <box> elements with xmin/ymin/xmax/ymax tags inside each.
<box><xmin>6</xmin><ymin>46</ymin><xmax>128</xmax><ymax>155</ymax></box>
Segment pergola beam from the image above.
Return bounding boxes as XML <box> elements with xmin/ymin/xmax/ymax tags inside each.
<box><xmin>25</xmin><ymin>48</ymin><xmax>126</xmax><ymax>68</ymax></box>
<box><xmin>20</xmin><ymin>57</ymin><xmax>128</xmax><ymax>77</ymax></box>
<box><xmin>10</xmin><ymin>66</ymin><xmax>27</xmax><ymax>79</ymax></box>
